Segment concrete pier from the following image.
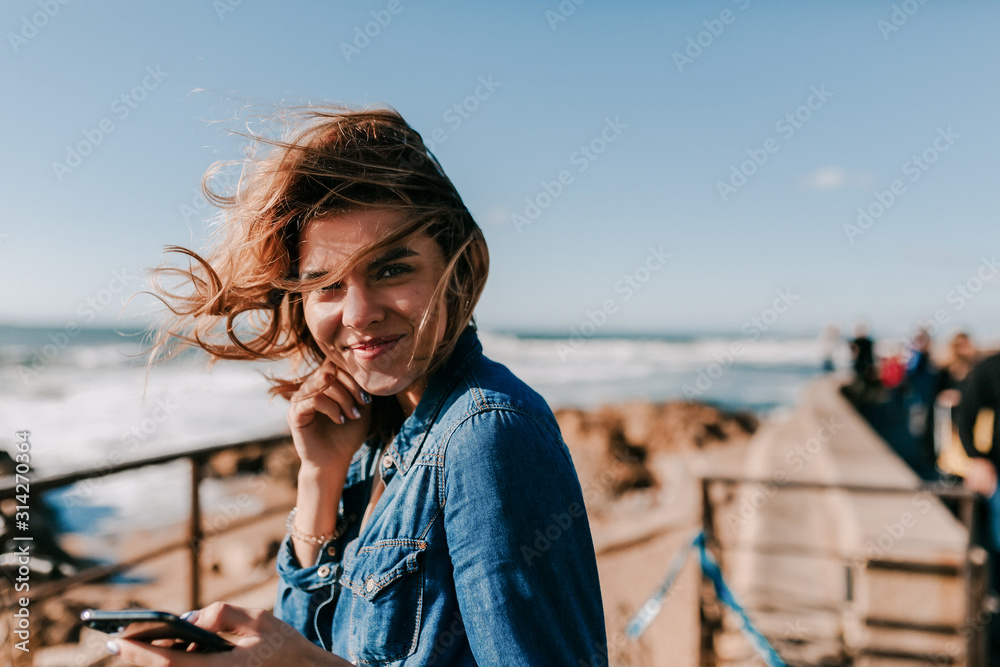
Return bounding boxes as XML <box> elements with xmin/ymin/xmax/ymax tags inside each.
<box><xmin>709</xmin><ymin>376</ymin><xmax>979</xmax><ymax>666</ymax></box>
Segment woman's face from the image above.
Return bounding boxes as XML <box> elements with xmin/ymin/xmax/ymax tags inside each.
<box><xmin>299</xmin><ymin>208</ymin><xmax>448</xmax><ymax>406</ymax></box>
<box><xmin>954</xmin><ymin>336</ymin><xmax>976</xmax><ymax>361</ymax></box>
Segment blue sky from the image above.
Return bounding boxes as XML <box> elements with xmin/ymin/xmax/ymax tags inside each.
<box><xmin>2</xmin><ymin>0</ymin><xmax>998</xmax><ymax>339</ymax></box>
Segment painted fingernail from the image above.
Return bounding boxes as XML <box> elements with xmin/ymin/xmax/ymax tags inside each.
<box><xmin>339</xmin><ymin>414</ymin><xmax>346</xmax><ymax>424</ymax></box>
<box><xmin>361</xmin><ymin>391</ymin><xmax>371</xmax><ymax>404</ymax></box>
<box><xmin>180</xmin><ymin>610</ymin><xmax>199</xmax><ymax>622</ymax></box>
<box><xmin>351</xmin><ymin>407</ymin><xmax>361</xmax><ymax>419</ymax></box>
<box><xmin>106</xmin><ymin>641</ymin><xmax>121</xmax><ymax>655</ymax></box>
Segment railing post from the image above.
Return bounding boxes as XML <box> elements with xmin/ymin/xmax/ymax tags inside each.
<box><xmin>966</xmin><ymin>546</ymin><xmax>989</xmax><ymax>667</ymax></box>
<box><xmin>699</xmin><ymin>477</ymin><xmax>717</xmax><ymax>667</ymax></box>
<box><xmin>189</xmin><ymin>456</ymin><xmax>203</xmax><ymax>611</ymax></box>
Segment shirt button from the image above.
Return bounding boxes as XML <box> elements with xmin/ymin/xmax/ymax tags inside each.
<box><xmin>317</xmin><ymin>565</ymin><xmax>331</xmax><ymax>578</ymax></box>
<box><xmin>366</xmin><ymin>576</ymin><xmax>376</xmax><ymax>593</ymax></box>
<box><xmin>382</xmin><ymin>454</ymin><xmax>395</xmax><ymax>469</ymax></box>
<box><xmin>326</xmin><ymin>546</ymin><xmax>337</xmax><ymax>557</ymax></box>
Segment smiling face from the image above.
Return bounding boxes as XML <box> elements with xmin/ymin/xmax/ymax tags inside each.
<box><xmin>299</xmin><ymin>208</ymin><xmax>448</xmax><ymax>412</ymax></box>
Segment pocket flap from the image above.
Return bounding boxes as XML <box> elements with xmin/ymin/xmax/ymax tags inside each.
<box><xmin>341</xmin><ymin>539</ymin><xmax>426</xmax><ymax>601</ymax></box>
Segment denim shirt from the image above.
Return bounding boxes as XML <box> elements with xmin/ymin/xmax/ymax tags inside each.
<box><xmin>274</xmin><ymin>327</ymin><xmax>607</xmax><ymax>666</ymax></box>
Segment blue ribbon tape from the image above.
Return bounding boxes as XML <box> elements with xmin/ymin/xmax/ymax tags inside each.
<box><xmin>626</xmin><ymin>531</ymin><xmax>788</xmax><ymax>667</ymax></box>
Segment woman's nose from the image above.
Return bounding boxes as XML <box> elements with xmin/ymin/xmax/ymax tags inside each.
<box><xmin>340</xmin><ymin>284</ymin><xmax>384</xmax><ymax>330</ymax></box>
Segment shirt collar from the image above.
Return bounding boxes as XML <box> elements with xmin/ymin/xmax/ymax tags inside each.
<box><xmin>383</xmin><ymin>326</ymin><xmax>482</xmax><ymax>475</ymax></box>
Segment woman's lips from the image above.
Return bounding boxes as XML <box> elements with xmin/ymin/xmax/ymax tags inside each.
<box><xmin>346</xmin><ymin>335</ymin><xmax>404</xmax><ymax>361</ymax></box>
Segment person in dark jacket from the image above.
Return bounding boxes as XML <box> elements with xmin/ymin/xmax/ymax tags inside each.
<box><xmin>956</xmin><ymin>350</ymin><xmax>1000</xmax><ymax>665</ymax></box>
<box><xmin>958</xmin><ymin>352</ymin><xmax>1000</xmax><ymax>497</ymax></box>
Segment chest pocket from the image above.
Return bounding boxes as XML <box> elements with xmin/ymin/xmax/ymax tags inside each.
<box><xmin>340</xmin><ymin>539</ymin><xmax>426</xmax><ymax>663</ymax></box>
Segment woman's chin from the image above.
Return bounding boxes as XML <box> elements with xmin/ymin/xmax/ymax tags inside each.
<box><xmin>357</xmin><ymin>376</ymin><xmax>408</xmax><ymax>398</ymax></box>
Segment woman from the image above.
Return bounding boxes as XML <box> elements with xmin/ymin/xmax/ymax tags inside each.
<box><xmin>115</xmin><ymin>107</ymin><xmax>607</xmax><ymax>665</ymax></box>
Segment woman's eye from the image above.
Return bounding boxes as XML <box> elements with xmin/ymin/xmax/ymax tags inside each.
<box><xmin>376</xmin><ymin>264</ymin><xmax>413</xmax><ymax>280</ymax></box>
<box><xmin>317</xmin><ymin>281</ymin><xmax>342</xmax><ymax>293</ymax></box>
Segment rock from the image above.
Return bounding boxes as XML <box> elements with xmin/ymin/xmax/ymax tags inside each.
<box><xmin>207</xmin><ymin>440</ymin><xmax>298</xmax><ymax>484</ymax></box>
<box><xmin>556</xmin><ymin>400</ymin><xmax>758</xmax><ymax>510</ymax></box>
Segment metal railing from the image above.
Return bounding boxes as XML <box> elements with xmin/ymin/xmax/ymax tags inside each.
<box><xmin>0</xmin><ymin>433</ymin><xmax>294</xmax><ymax>612</ymax></box>
<box><xmin>698</xmin><ymin>475</ymin><xmax>988</xmax><ymax>667</ymax></box>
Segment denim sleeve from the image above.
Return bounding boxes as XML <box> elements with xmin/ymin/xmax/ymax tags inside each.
<box><xmin>273</xmin><ymin>533</ymin><xmax>344</xmax><ymax>649</ymax></box>
<box><xmin>443</xmin><ymin>408</ymin><xmax>608</xmax><ymax>666</ymax></box>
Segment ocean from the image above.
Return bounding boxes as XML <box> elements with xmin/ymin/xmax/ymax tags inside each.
<box><xmin>1</xmin><ymin>324</ymin><xmax>838</xmax><ymax>540</ymax></box>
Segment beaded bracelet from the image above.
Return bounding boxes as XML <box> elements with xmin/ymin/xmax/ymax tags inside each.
<box><xmin>286</xmin><ymin>507</ymin><xmax>347</xmax><ymax>546</ymax></box>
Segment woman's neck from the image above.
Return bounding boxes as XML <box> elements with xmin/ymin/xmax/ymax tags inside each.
<box><xmin>396</xmin><ymin>377</ymin><xmax>428</xmax><ymax>418</ymax></box>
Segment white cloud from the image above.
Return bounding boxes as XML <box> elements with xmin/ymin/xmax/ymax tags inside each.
<box><xmin>801</xmin><ymin>166</ymin><xmax>846</xmax><ymax>190</ymax></box>
<box><xmin>800</xmin><ymin>167</ymin><xmax>877</xmax><ymax>190</ymax></box>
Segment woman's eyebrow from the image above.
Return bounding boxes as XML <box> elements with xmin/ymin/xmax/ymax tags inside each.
<box><xmin>369</xmin><ymin>246</ymin><xmax>418</xmax><ymax>269</ymax></box>
<box><xmin>300</xmin><ymin>269</ymin><xmax>328</xmax><ymax>281</ymax></box>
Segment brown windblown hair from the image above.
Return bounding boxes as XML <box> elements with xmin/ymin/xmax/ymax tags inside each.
<box><xmin>149</xmin><ymin>105</ymin><xmax>489</xmax><ymax>440</ymax></box>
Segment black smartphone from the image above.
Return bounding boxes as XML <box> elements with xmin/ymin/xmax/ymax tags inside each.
<box><xmin>80</xmin><ymin>609</ymin><xmax>235</xmax><ymax>653</ymax></box>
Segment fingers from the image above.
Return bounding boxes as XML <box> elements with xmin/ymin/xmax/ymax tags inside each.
<box><xmin>113</xmin><ymin>604</ymin><xmax>353</xmax><ymax>667</ymax></box>
<box><xmin>322</xmin><ymin>380</ymin><xmax>364</xmax><ymax>421</ymax></box>
<box><xmin>327</xmin><ymin>363</ymin><xmax>370</xmax><ymax>407</ymax></box>
<box><xmin>965</xmin><ymin>460</ymin><xmax>997</xmax><ymax>496</ymax></box>
<box><xmin>190</xmin><ymin>602</ymin><xmax>264</xmax><ymax>637</ymax></box>
<box><xmin>191</xmin><ymin>605</ymin><xmax>312</xmax><ymax>662</ymax></box>
<box><xmin>114</xmin><ymin>637</ymin><xmax>228</xmax><ymax>667</ymax></box>
<box><xmin>291</xmin><ymin>363</ymin><xmax>368</xmax><ymax>426</ymax></box>
<box><xmin>308</xmin><ymin>360</ymin><xmax>367</xmax><ymax>403</ymax></box>
<box><xmin>289</xmin><ymin>391</ymin><xmax>345</xmax><ymax>428</ymax></box>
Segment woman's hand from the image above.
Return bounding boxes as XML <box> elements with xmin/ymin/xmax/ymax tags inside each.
<box><xmin>287</xmin><ymin>361</ymin><xmax>370</xmax><ymax>566</ymax></box>
<box><xmin>936</xmin><ymin>389</ymin><xmax>961</xmax><ymax>409</ymax></box>
<box><xmin>112</xmin><ymin>603</ymin><xmax>352</xmax><ymax>666</ymax></box>
<box><xmin>288</xmin><ymin>360</ymin><xmax>371</xmax><ymax>474</ymax></box>
<box><xmin>965</xmin><ymin>458</ymin><xmax>997</xmax><ymax>497</ymax></box>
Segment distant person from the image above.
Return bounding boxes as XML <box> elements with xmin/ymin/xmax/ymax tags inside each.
<box><xmin>880</xmin><ymin>347</ymin><xmax>906</xmax><ymax>390</ymax></box>
<box><xmin>850</xmin><ymin>322</ymin><xmax>877</xmax><ymax>388</ymax></box>
<box><xmin>957</xmin><ymin>351</ymin><xmax>1000</xmax><ymax>498</ymax></box>
<box><xmin>934</xmin><ymin>333</ymin><xmax>979</xmax><ymax>477</ymax></box>
<box><xmin>818</xmin><ymin>322</ymin><xmax>840</xmax><ymax>372</ymax></box>
<box><xmin>904</xmin><ymin>328</ymin><xmax>938</xmax><ymax>475</ymax></box>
